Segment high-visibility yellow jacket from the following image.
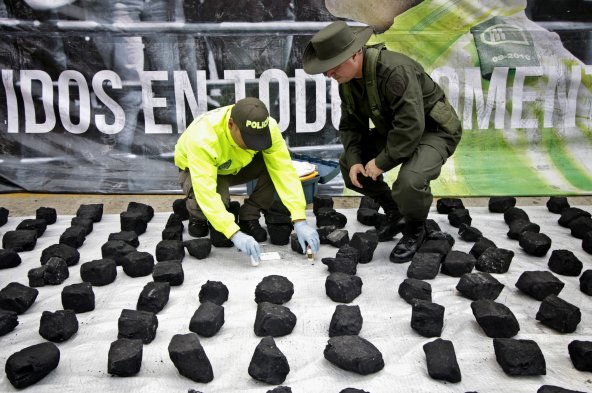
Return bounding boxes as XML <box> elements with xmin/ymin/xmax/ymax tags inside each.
<box><xmin>174</xmin><ymin>105</ymin><xmax>307</xmax><ymax>238</ymax></box>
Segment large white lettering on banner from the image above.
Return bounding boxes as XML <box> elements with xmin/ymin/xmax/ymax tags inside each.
<box><xmin>1</xmin><ymin>68</ymin><xmax>341</xmax><ymax>134</ymax></box>
<box><xmin>3</xmin><ymin>65</ymin><xmax>591</xmax><ymax>135</ymax></box>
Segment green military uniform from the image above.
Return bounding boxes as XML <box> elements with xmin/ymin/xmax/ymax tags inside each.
<box><xmin>338</xmin><ymin>45</ymin><xmax>462</xmax><ymax>221</ymax></box>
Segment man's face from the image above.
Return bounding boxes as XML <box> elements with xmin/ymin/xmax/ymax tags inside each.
<box><xmin>325</xmin><ymin>55</ymin><xmax>359</xmax><ymax>84</ymax></box>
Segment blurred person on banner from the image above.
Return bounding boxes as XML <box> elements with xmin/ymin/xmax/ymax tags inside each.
<box><xmin>284</xmin><ymin>0</ymin><xmax>340</xmax><ymax>150</ymax></box>
<box><xmin>80</xmin><ymin>0</ymin><xmax>197</xmax><ymax>154</ymax></box>
<box><xmin>323</xmin><ymin>0</ymin><xmax>592</xmax><ymax>196</ymax></box>
<box><xmin>303</xmin><ymin>21</ymin><xmax>462</xmax><ymax>263</ymax></box>
<box><xmin>183</xmin><ymin>0</ymin><xmax>294</xmax><ymax>113</ymax></box>
<box><xmin>174</xmin><ymin>97</ymin><xmax>320</xmax><ymax>263</ymax></box>
<box><xmin>2</xmin><ymin>0</ymin><xmax>73</xmax><ymax>73</ymax></box>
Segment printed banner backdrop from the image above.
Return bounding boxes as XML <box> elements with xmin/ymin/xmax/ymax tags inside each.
<box><xmin>0</xmin><ymin>0</ymin><xmax>591</xmax><ymax>195</ymax></box>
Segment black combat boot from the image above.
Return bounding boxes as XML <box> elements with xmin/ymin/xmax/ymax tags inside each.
<box><xmin>376</xmin><ymin>210</ymin><xmax>406</xmax><ymax>241</ymax></box>
<box><xmin>239</xmin><ymin>219</ymin><xmax>268</xmax><ymax>242</ymax></box>
<box><xmin>389</xmin><ymin>220</ymin><xmax>426</xmax><ymax>263</ymax></box>
<box><xmin>188</xmin><ymin>218</ymin><xmax>209</xmax><ymax>237</ymax></box>
<box><xmin>375</xmin><ymin>196</ymin><xmax>405</xmax><ymax>242</ymax></box>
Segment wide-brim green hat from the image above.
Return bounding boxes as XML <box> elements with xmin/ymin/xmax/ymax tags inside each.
<box><xmin>303</xmin><ymin>21</ymin><xmax>374</xmax><ymax>75</ymax></box>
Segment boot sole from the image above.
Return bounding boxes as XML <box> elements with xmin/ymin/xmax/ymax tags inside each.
<box><xmin>389</xmin><ymin>254</ymin><xmax>414</xmax><ymax>263</ymax></box>
<box><xmin>188</xmin><ymin>230</ymin><xmax>209</xmax><ymax>238</ymax></box>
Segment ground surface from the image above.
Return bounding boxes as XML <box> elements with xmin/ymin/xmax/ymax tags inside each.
<box><xmin>0</xmin><ymin>205</ymin><xmax>591</xmax><ymax>392</ymax></box>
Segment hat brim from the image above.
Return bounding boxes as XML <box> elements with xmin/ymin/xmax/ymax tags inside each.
<box><xmin>302</xmin><ymin>25</ymin><xmax>374</xmax><ymax>75</ymax></box>
<box><xmin>242</xmin><ymin>131</ymin><xmax>272</xmax><ymax>151</ymax></box>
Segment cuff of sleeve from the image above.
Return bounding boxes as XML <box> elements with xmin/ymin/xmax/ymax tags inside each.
<box><xmin>349</xmin><ymin>155</ymin><xmax>363</xmax><ymax>169</ymax></box>
<box><xmin>291</xmin><ymin>210</ymin><xmax>307</xmax><ymax>222</ymax></box>
<box><xmin>375</xmin><ymin>152</ymin><xmax>396</xmax><ymax>172</ymax></box>
<box><xmin>222</xmin><ymin>222</ymin><xmax>241</xmax><ymax>239</ymax></box>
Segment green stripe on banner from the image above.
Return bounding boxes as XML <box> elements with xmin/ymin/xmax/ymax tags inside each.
<box><xmin>543</xmin><ymin>128</ymin><xmax>592</xmax><ymax>190</ymax></box>
<box><xmin>452</xmin><ymin>129</ymin><xmax>558</xmax><ymax>195</ymax></box>
<box><xmin>577</xmin><ymin>120</ymin><xmax>592</xmax><ymax>140</ymax></box>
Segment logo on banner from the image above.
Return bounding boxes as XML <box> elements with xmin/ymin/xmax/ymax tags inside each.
<box><xmin>470</xmin><ymin>16</ymin><xmax>540</xmax><ymax>79</ymax></box>
<box><xmin>480</xmin><ymin>24</ymin><xmax>530</xmax><ymax>46</ymax></box>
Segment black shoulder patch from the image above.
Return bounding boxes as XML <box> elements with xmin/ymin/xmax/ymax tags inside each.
<box><xmin>387</xmin><ymin>71</ymin><xmax>407</xmax><ymax>97</ymax></box>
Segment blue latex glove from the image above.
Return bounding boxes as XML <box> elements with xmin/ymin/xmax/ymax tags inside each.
<box><xmin>231</xmin><ymin>231</ymin><xmax>261</xmax><ymax>262</ymax></box>
<box><xmin>294</xmin><ymin>221</ymin><xmax>320</xmax><ymax>254</ymax></box>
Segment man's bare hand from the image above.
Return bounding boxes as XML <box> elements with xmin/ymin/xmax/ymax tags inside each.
<box><xmin>349</xmin><ymin>163</ymin><xmax>367</xmax><ymax>188</ymax></box>
<box><xmin>364</xmin><ymin>159</ymin><xmax>384</xmax><ymax>181</ymax></box>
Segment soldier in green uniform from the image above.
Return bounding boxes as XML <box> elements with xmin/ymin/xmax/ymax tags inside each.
<box><xmin>303</xmin><ymin>21</ymin><xmax>462</xmax><ymax>262</ymax></box>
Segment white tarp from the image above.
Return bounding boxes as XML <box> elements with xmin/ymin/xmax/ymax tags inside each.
<box><xmin>0</xmin><ymin>205</ymin><xmax>591</xmax><ymax>393</ymax></box>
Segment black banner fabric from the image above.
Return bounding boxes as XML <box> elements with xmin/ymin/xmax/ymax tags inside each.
<box><xmin>1</xmin><ymin>0</ymin><xmax>591</xmax><ymax>194</ymax></box>
<box><xmin>0</xmin><ymin>0</ymin><xmax>339</xmax><ymax>193</ymax></box>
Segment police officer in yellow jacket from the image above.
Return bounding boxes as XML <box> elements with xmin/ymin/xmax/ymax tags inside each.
<box><xmin>303</xmin><ymin>21</ymin><xmax>461</xmax><ymax>263</ymax></box>
<box><xmin>174</xmin><ymin>97</ymin><xmax>320</xmax><ymax>262</ymax></box>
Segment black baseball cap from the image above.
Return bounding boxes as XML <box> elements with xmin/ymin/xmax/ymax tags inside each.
<box><xmin>230</xmin><ymin>97</ymin><xmax>272</xmax><ymax>151</ymax></box>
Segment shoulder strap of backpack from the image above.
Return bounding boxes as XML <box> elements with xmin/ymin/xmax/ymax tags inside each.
<box><xmin>365</xmin><ymin>43</ymin><xmax>384</xmax><ymax>121</ymax></box>
<box><xmin>340</xmin><ymin>43</ymin><xmax>385</xmax><ymax>122</ymax></box>
<box><xmin>341</xmin><ymin>82</ymin><xmax>355</xmax><ymax>115</ymax></box>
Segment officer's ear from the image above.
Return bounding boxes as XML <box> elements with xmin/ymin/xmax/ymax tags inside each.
<box><xmin>228</xmin><ymin>118</ymin><xmax>247</xmax><ymax>149</ymax></box>
<box><xmin>353</xmin><ymin>49</ymin><xmax>363</xmax><ymax>61</ymax></box>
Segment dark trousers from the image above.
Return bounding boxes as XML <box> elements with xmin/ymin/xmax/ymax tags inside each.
<box><xmin>340</xmin><ymin>134</ymin><xmax>449</xmax><ymax>222</ymax></box>
<box><xmin>179</xmin><ymin>153</ymin><xmax>275</xmax><ymax>222</ymax></box>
